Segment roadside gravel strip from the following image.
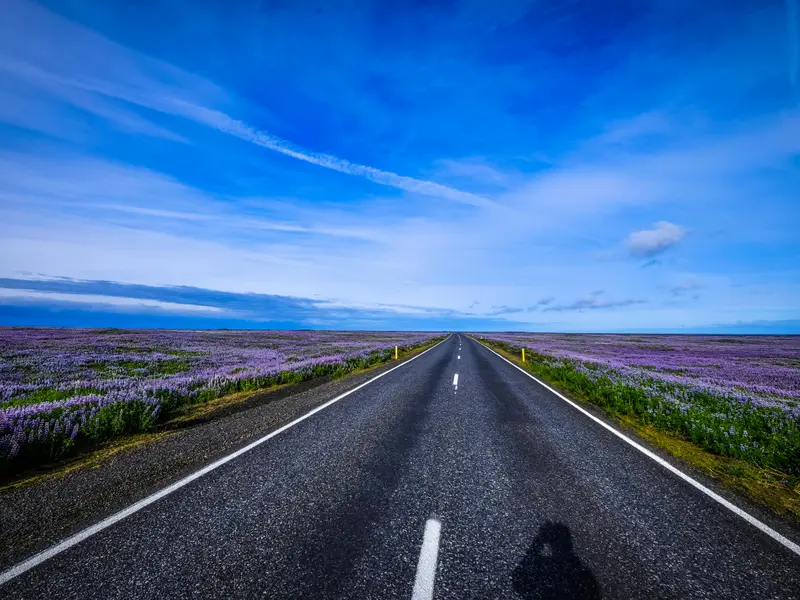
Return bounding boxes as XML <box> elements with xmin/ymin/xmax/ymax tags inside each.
<box><xmin>0</xmin><ymin>338</ymin><xmax>447</xmax><ymax>569</ymax></box>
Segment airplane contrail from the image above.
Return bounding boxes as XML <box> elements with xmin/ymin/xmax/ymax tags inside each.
<box><xmin>173</xmin><ymin>102</ymin><xmax>501</xmax><ymax>210</ymax></box>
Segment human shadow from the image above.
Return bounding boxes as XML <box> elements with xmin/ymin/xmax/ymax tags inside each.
<box><xmin>512</xmin><ymin>521</ymin><xmax>601</xmax><ymax>600</ymax></box>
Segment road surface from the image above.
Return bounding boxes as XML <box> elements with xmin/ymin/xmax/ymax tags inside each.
<box><xmin>2</xmin><ymin>334</ymin><xmax>799</xmax><ymax>599</ymax></box>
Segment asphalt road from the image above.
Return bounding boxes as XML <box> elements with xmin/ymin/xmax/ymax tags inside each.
<box><xmin>2</xmin><ymin>334</ymin><xmax>799</xmax><ymax>599</ymax></box>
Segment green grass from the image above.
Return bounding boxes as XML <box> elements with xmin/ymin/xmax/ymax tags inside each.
<box><xmin>618</xmin><ymin>413</ymin><xmax>800</xmax><ymax>522</ymax></box>
<box><xmin>475</xmin><ymin>338</ymin><xmax>800</xmax><ymax>478</ymax></box>
<box><xmin>1</xmin><ymin>336</ymin><xmax>447</xmax><ymax>480</ymax></box>
<box><xmin>473</xmin><ymin>336</ymin><xmax>800</xmax><ymax>521</ymax></box>
<box><xmin>1</xmin><ymin>387</ymin><xmax>102</xmax><ymax>408</ymax></box>
<box><xmin>162</xmin><ymin>349</ymin><xmax>207</xmax><ymax>357</ymax></box>
<box><xmin>662</xmin><ymin>368</ymin><xmax>688</xmax><ymax>375</ymax></box>
<box><xmin>86</xmin><ymin>357</ymin><xmax>193</xmax><ymax>377</ymax></box>
<box><xmin>150</xmin><ymin>359</ymin><xmax>192</xmax><ymax>375</ymax></box>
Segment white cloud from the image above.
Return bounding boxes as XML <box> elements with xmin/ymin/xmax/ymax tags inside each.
<box><xmin>0</xmin><ymin>288</ymin><xmax>225</xmax><ymax>314</ymax></box>
<box><xmin>0</xmin><ymin>152</ymin><xmax>391</xmax><ymax>243</ymax></box>
<box><xmin>626</xmin><ymin>221</ymin><xmax>687</xmax><ymax>257</ymax></box>
<box><xmin>433</xmin><ymin>158</ymin><xmax>516</xmax><ymax>189</ymax></box>
<box><xmin>669</xmin><ymin>279</ymin><xmax>704</xmax><ymax>296</ymax></box>
<box><xmin>541</xmin><ymin>291</ymin><xmax>646</xmax><ymax>312</ymax></box>
<box><xmin>591</xmin><ymin>111</ymin><xmax>674</xmax><ymax>147</ymax></box>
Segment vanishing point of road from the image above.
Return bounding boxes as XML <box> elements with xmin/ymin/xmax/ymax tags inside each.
<box><xmin>1</xmin><ymin>334</ymin><xmax>799</xmax><ymax>599</ymax></box>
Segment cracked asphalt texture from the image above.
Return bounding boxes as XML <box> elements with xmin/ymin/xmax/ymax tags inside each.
<box><xmin>2</xmin><ymin>334</ymin><xmax>799</xmax><ymax>599</ymax></box>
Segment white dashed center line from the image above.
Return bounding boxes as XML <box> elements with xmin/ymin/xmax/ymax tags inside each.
<box><xmin>411</xmin><ymin>518</ymin><xmax>442</xmax><ymax>600</ymax></box>
<box><xmin>453</xmin><ymin>373</ymin><xmax>458</xmax><ymax>386</ymax></box>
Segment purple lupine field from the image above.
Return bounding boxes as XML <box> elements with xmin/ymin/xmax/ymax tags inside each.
<box><xmin>476</xmin><ymin>333</ymin><xmax>800</xmax><ymax>413</ymax></box>
<box><xmin>0</xmin><ymin>328</ymin><xmax>442</xmax><ymax>467</ymax></box>
<box><xmin>475</xmin><ymin>333</ymin><xmax>800</xmax><ymax>474</ymax></box>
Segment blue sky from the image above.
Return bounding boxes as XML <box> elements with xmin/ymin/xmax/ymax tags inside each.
<box><xmin>1</xmin><ymin>0</ymin><xmax>799</xmax><ymax>332</ymax></box>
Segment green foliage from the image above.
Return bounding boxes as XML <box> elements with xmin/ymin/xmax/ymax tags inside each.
<box><xmin>1</xmin><ymin>387</ymin><xmax>101</xmax><ymax>408</ymax></box>
<box><xmin>151</xmin><ymin>359</ymin><xmax>192</xmax><ymax>375</ymax></box>
<box><xmin>3</xmin><ymin>400</ymin><xmax>162</xmax><ymax>473</ymax></box>
<box><xmin>83</xmin><ymin>401</ymin><xmax>160</xmax><ymax>443</ymax></box>
<box><xmin>0</xmin><ymin>337</ymin><xmax>446</xmax><ymax>477</ymax></box>
<box><xmin>481</xmin><ymin>339</ymin><xmax>800</xmax><ymax>478</ymax></box>
<box><xmin>161</xmin><ymin>349</ymin><xmax>207</xmax><ymax>357</ymax></box>
<box><xmin>87</xmin><ymin>357</ymin><xmax>192</xmax><ymax>377</ymax></box>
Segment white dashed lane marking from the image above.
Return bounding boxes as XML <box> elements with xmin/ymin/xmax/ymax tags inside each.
<box><xmin>411</xmin><ymin>518</ymin><xmax>441</xmax><ymax>600</ymax></box>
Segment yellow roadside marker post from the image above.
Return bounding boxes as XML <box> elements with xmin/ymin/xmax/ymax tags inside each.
<box><xmin>395</xmin><ymin>346</ymin><xmax>398</xmax><ymax>360</ymax></box>
<box><xmin>522</xmin><ymin>348</ymin><xmax>526</xmax><ymax>362</ymax></box>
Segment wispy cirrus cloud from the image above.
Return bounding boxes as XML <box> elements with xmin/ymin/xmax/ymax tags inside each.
<box><xmin>528</xmin><ymin>297</ymin><xmax>555</xmax><ymax>310</ymax></box>
<box><xmin>0</xmin><ymin>151</ymin><xmax>392</xmax><ymax>243</ymax></box>
<box><xmin>487</xmin><ymin>305</ymin><xmax>525</xmax><ymax>316</ymax></box>
<box><xmin>0</xmin><ymin>0</ymin><xmax>496</xmax><ymax>209</ymax></box>
<box><xmin>0</xmin><ymin>276</ymin><xmax>535</xmax><ymax>330</ymax></box>
<box><xmin>539</xmin><ymin>291</ymin><xmax>646</xmax><ymax>313</ymax></box>
<box><xmin>0</xmin><ymin>287</ymin><xmax>224</xmax><ymax>314</ymax></box>
<box><xmin>670</xmin><ymin>279</ymin><xmax>704</xmax><ymax>297</ymax></box>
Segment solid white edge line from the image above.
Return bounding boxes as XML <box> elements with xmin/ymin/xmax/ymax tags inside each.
<box><xmin>411</xmin><ymin>518</ymin><xmax>442</xmax><ymax>600</ymax></box>
<box><xmin>0</xmin><ymin>335</ymin><xmax>452</xmax><ymax>587</ymax></box>
<box><xmin>453</xmin><ymin>373</ymin><xmax>458</xmax><ymax>386</ymax></box>
<box><xmin>471</xmin><ymin>336</ymin><xmax>800</xmax><ymax>558</ymax></box>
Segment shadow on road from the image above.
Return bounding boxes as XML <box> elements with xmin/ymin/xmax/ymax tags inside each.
<box><xmin>512</xmin><ymin>521</ymin><xmax>601</xmax><ymax>599</ymax></box>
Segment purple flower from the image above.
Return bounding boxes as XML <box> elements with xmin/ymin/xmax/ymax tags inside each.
<box><xmin>1</xmin><ymin>328</ymin><xmax>443</xmax><ymax>460</ymax></box>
